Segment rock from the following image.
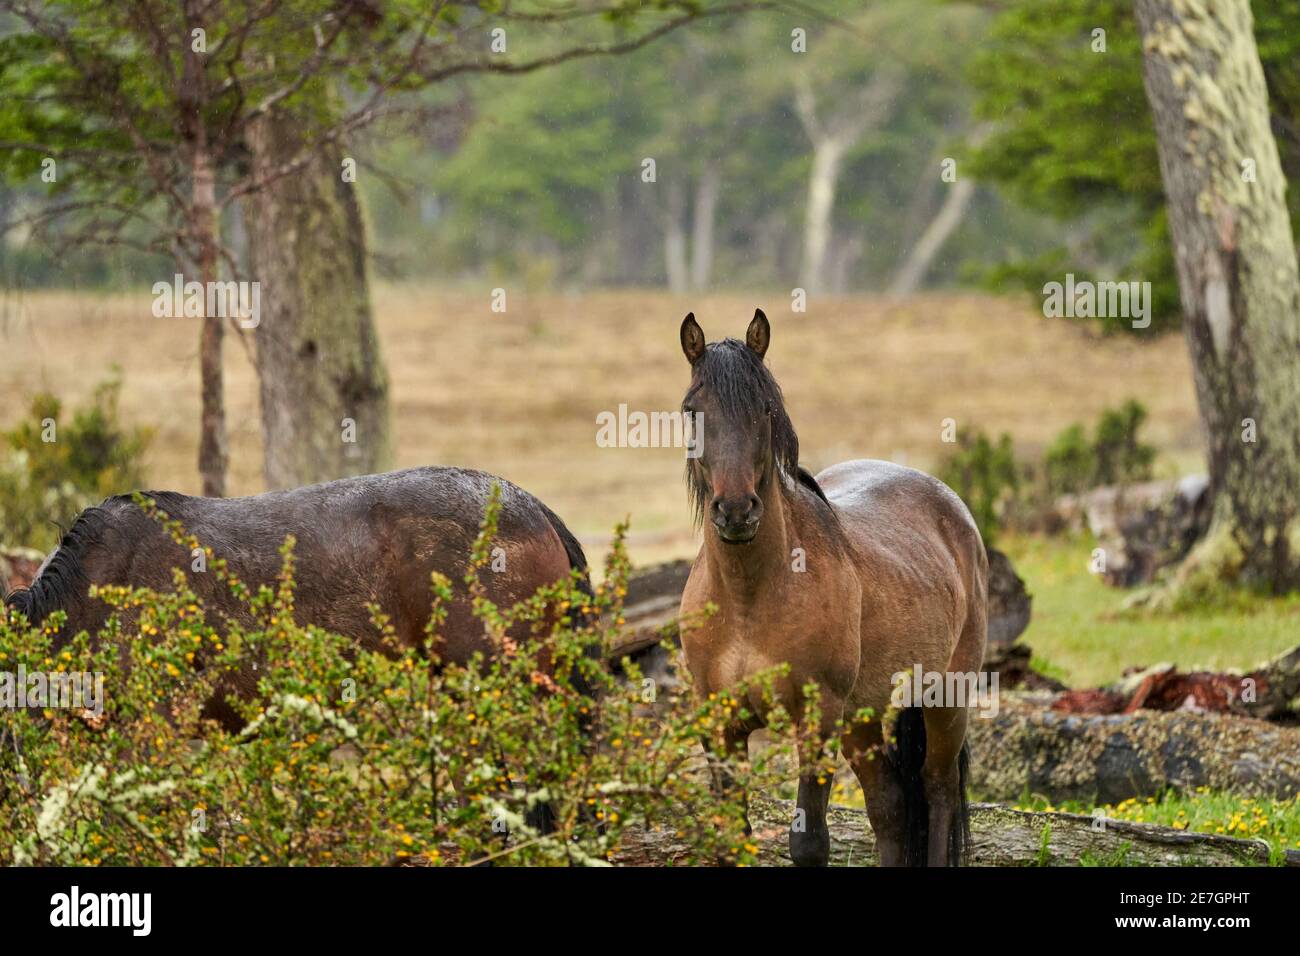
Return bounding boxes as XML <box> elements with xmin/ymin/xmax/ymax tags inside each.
<box><xmin>965</xmin><ymin>697</ymin><xmax>1300</xmax><ymax>803</ymax></box>
<box><xmin>986</xmin><ymin>546</ymin><xmax>1032</xmax><ymax>644</ymax></box>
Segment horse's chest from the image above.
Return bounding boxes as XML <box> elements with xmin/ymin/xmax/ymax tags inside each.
<box><xmin>682</xmin><ymin>600</ymin><xmax>814</xmax><ymax>695</ymax></box>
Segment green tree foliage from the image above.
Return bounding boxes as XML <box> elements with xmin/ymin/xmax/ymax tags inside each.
<box><xmin>965</xmin><ymin>0</ymin><xmax>1300</xmax><ymax>333</ymax></box>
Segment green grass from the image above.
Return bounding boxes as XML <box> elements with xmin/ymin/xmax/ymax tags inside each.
<box><xmin>1001</xmin><ymin>532</ymin><xmax>1300</xmax><ymax>688</ymax></box>
<box><xmin>1014</xmin><ymin>791</ymin><xmax>1300</xmax><ymax>865</ymax></box>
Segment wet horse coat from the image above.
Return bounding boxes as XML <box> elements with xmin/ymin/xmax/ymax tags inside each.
<box><xmin>678</xmin><ymin>311</ymin><xmax>987</xmax><ymax>866</ymax></box>
<box><xmin>4</xmin><ymin>466</ymin><xmax>591</xmax><ymax>727</ymax></box>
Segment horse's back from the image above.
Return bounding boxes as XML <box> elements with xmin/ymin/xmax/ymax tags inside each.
<box><xmin>38</xmin><ymin>466</ymin><xmax>577</xmax><ymax>660</ymax></box>
<box><xmin>815</xmin><ymin>459</ymin><xmax>987</xmax><ymax>671</ymax></box>
<box><xmin>816</xmin><ymin>459</ymin><xmax>979</xmax><ymax>544</ymax></box>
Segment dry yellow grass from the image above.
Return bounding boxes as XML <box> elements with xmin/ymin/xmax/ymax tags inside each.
<box><xmin>0</xmin><ymin>285</ymin><xmax>1202</xmax><ymax>564</ymax></box>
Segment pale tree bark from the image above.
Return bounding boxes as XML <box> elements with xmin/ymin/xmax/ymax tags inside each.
<box><xmin>794</xmin><ymin>68</ymin><xmax>903</xmax><ymax>295</ymax></box>
<box><xmin>689</xmin><ymin>163</ymin><xmax>720</xmax><ymax>291</ymax></box>
<box><xmin>1136</xmin><ymin>0</ymin><xmax>1300</xmax><ymax>594</ymax></box>
<box><xmin>244</xmin><ymin>112</ymin><xmax>391</xmax><ymax>491</ymax></box>
<box><xmin>662</xmin><ymin>179</ymin><xmax>689</xmax><ymax>294</ymax></box>
<box><xmin>888</xmin><ymin>124</ymin><xmax>992</xmax><ymax>299</ymax></box>
<box><xmin>888</xmin><ymin>177</ymin><xmax>976</xmax><ymax>298</ymax></box>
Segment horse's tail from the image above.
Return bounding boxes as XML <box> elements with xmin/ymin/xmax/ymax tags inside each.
<box><xmin>536</xmin><ymin>501</ymin><xmax>596</xmax><ymax>629</ymax></box>
<box><xmin>889</xmin><ymin>707</ymin><xmax>972</xmax><ymax>867</ymax></box>
<box><xmin>536</xmin><ymin>502</ymin><xmax>600</xmax><ymax>695</ymax></box>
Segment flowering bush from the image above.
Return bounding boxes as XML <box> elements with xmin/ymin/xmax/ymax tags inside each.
<box><xmin>0</xmin><ymin>489</ymin><xmax>818</xmax><ymax>866</ymax></box>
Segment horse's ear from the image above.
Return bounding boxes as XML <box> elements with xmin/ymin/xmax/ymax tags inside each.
<box><xmin>746</xmin><ymin>309</ymin><xmax>770</xmax><ymax>359</ymax></box>
<box><xmin>680</xmin><ymin>313</ymin><xmax>706</xmax><ymax>365</ymax></box>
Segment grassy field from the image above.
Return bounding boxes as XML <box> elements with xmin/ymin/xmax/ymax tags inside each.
<box><xmin>0</xmin><ymin>284</ymin><xmax>1204</xmax><ymax>562</ymax></box>
<box><xmin>1000</xmin><ymin>533</ymin><xmax>1300</xmax><ymax>687</ymax></box>
<box><xmin>7</xmin><ymin>282</ymin><xmax>1296</xmax><ymax>683</ymax></box>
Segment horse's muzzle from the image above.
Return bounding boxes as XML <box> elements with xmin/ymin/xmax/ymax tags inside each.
<box><xmin>712</xmin><ymin>494</ymin><xmax>761</xmax><ymax>543</ymax></box>
<box><xmin>716</xmin><ymin>524</ymin><xmax>759</xmax><ymax>544</ymax></box>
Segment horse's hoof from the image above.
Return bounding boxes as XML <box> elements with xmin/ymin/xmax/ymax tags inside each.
<box><xmin>789</xmin><ymin>830</ymin><xmax>830</xmax><ymax>867</ymax></box>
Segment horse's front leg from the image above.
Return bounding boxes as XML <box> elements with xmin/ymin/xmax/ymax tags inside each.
<box><xmin>789</xmin><ymin>738</ymin><xmax>834</xmax><ymax>867</ymax></box>
<box><xmin>704</xmin><ymin>723</ymin><xmax>753</xmax><ymax>853</ymax></box>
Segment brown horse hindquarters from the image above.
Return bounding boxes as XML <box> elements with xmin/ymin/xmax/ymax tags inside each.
<box><xmin>7</xmin><ymin>467</ymin><xmax>586</xmax><ymax>729</ymax></box>
<box><xmin>816</xmin><ymin>459</ymin><xmax>988</xmax><ymax>718</ymax></box>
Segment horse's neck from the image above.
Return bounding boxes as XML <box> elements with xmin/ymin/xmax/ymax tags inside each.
<box><xmin>702</xmin><ymin>479</ymin><xmax>801</xmax><ymax>599</ymax></box>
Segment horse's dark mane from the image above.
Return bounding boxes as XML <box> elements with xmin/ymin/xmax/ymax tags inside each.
<box><xmin>3</xmin><ymin>490</ymin><xmax>183</xmax><ymax>626</ymax></box>
<box><xmin>796</xmin><ymin>466</ymin><xmax>833</xmax><ymax>508</ymax></box>
<box><xmin>684</xmin><ymin>339</ymin><xmax>839</xmax><ymax>534</ymax></box>
<box><xmin>3</xmin><ymin>507</ymin><xmax>107</xmax><ymax>626</ymax></box>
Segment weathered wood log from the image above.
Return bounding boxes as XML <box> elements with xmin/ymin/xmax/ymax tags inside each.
<box><xmin>612</xmin><ymin>794</ymin><xmax>1297</xmax><ymax>866</ymax></box>
<box><xmin>1051</xmin><ymin>642</ymin><xmax>1300</xmax><ymax>722</ymax></box>
<box><xmin>1053</xmin><ymin>476</ymin><xmax>1210</xmax><ymax>587</ymax></box>
<box><xmin>966</xmin><ymin>698</ymin><xmax>1300</xmax><ymax>803</ymax></box>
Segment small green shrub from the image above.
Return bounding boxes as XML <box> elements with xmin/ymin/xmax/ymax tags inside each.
<box><xmin>942</xmin><ymin>399</ymin><xmax>1158</xmax><ymax>539</ymax></box>
<box><xmin>1043</xmin><ymin>423</ymin><xmax>1092</xmax><ymax>497</ymax></box>
<box><xmin>1092</xmin><ymin>399</ymin><xmax>1156</xmax><ymax>487</ymax></box>
<box><xmin>1043</xmin><ymin>399</ymin><xmax>1155</xmax><ymax>496</ymax></box>
<box><xmin>0</xmin><ymin>489</ymin><xmax>829</xmax><ymax>866</ymax></box>
<box><xmin>0</xmin><ymin>372</ymin><xmax>152</xmax><ymax>551</ymax></box>
<box><xmin>937</xmin><ymin>428</ymin><xmax>1019</xmax><ymax>545</ymax></box>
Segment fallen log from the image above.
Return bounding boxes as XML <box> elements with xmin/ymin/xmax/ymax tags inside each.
<box><xmin>1052</xmin><ymin>475</ymin><xmax>1210</xmax><ymax>587</ymax></box>
<box><xmin>612</xmin><ymin>795</ymin><xmax>1296</xmax><ymax>866</ymax></box>
<box><xmin>966</xmin><ymin>698</ymin><xmax>1300</xmax><ymax>803</ymax></box>
<box><xmin>1047</xmin><ymin>641</ymin><xmax>1300</xmax><ymax>722</ymax></box>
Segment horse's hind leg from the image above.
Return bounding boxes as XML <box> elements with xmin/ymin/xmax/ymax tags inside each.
<box><xmin>843</xmin><ymin>720</ymin><xmax>906</xmax><ymax>867</ymax></box>
<box><xmin>790</xmin><ymin>741</ymin><xmax>834</xmax><ymax>866</ymax></box>
<box><xmin>921</xmin><ymin>706</ymin><xmax>969</xmax><ymax>867</ymax></box>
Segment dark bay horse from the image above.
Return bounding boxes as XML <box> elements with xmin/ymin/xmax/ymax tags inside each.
<box><xmin>3</xmin><ymin>466</ymin><xmax>592</xmax><ymax>729</ymax></box>
<box><xmin>677</xmin><ymin>311</ymin><xmax>988</xmax><ymax>867</ymax></box>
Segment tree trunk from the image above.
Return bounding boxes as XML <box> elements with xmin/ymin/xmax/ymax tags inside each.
<box><xmin>193</xmin><ymin>146</ymin><xmax>227</xmax><ymax>498</ymax></box>
<box><xmin>792</xmin><ymin>68</ymin><xmax>903</xmax><ymax>297</ymax></box>
<box><xmin>181</xmin><ymin>3</ymin><xmax>227</xmax><ymax>499</ymax></box>
<box><xmin>662</xmin><ymin>179</ymin><xmax>689</xmax><ymax>294</ymax></box>
<box><xmin>689</xmin><ymin>164</ymin><xmax>720</xmax><ymax>291</ymax></box>
<box><xmin>1136</xmin><ymin>0</ymin><xmax>1300</xmax><ymax>593</ymax></box>
<box><xmin>888</xmin><ymin>177</ymin><xmax>976</xmax><ymax>298</ymax></box>
<box><xmin>244</xmin><ymin>113</ymin><xmax>391</xmax><ymax>490</ymax></box>
<box><xmin>800</xmin><ymin>142</ymin><xmax>845</xmax><ymax>296</ymax></box>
